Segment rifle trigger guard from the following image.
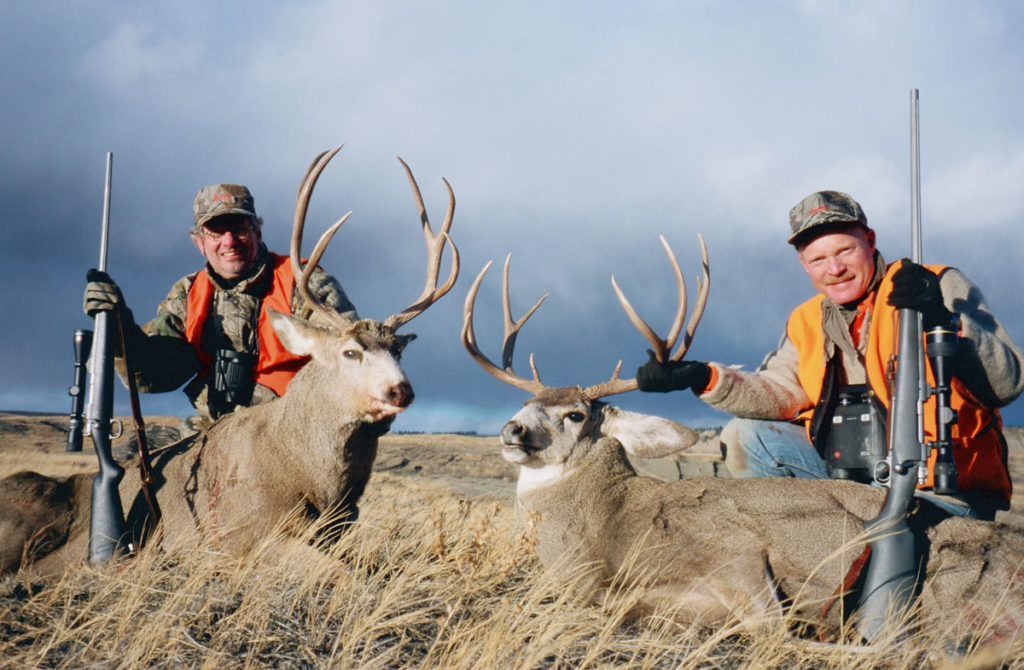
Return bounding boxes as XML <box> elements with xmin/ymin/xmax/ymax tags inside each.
<box><xmin>109</xmin><ymin>418</ymin><xmax>123</xmax><ymax>439</ymax></box>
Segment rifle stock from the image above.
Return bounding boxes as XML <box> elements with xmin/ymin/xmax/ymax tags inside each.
<box><xmin>856</xmin><ymin>302</ymin><xmax>921</xmax><ymax>640</ymax></box>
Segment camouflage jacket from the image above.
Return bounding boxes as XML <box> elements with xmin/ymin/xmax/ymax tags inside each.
<box><xmin>116</xmin><ymin>246</ymin><xmax>357</xmax><ymax>423</ymax></box>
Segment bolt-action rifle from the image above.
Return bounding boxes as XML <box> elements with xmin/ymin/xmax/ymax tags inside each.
<box><xmin>84</xmin><ymin>152</ymin><xmax>130</xmax><ymax>564</ymax></box>
<box><xmin>856</xmin><ymin>89</ymin><xmax>961</xmax><ymax>641</ymax></box>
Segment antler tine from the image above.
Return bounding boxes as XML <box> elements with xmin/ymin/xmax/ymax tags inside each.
<box><xmin>582</xmin><ymin>234</ymin><xmax>709</xmax><ymax>401</ymax></box>
<box><xmin>290</xmin><ymin>143</ymin><xmax>353</xmax><ymax>329</ymax></box>
<box><xmin>501</xmin><ymin>255</ymin><xmax>548</xmax><ymax>374</ymax></box>
<box><xmin>527</xmin><ymin>353</ymin><xmax>543</xmax><ymax>386</ymax></box>
<box><xmin>385</xmin><ymin>157</ymin><xmax>460</xmax><ymax>330</ymax></box>
<box><xmin>671</xmin><ymin>234</ymin><xmax>710</xmax><ymax>362</ymax></box>
<box><xmin>580</xmin><ymin>360</ymin><xmax>638</xmax><ymax>401</ymax></box>
<box><xmin>461</xmin><ymin>258</ymin><xmax>548</xmax><ymax>395</ymax></box>
<box><xmin>292</xmin><ymin>144</ymin><xmax>344</xmax><ymax>280</ymax></box>
<box><xmin>659</xmin><ymin>235</ymin><xmax>688</xmax><ymax>354</ymax></box>
<box><xmin>297</xmin><ymin>210</ymin><xmax>354</xmax><ymax>318</ymax></box>
<box><xmin>609</xmin><ymin>235</ymin><xmax>688</xmax><ymax>363</ymax></box>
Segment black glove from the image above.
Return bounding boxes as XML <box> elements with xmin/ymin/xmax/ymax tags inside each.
<box><xmin>887</xmin><ymin>259</ymin><xmax>955</xmax><ymax>330</ymax></box>
<box><xmin>83</xmin><ymin>269</ymin><xmax>126</xmax><ymax>316</ymax></box>
<box><xmin>636</xmin><ymin>350</ymin><xmax>711</xmax><ymax>394</ymax></box>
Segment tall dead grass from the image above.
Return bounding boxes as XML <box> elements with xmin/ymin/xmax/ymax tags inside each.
<box><xmin>1</xmin><ymin>472</ymin><xmax>1021</xmax><ymax>669</ymax></box>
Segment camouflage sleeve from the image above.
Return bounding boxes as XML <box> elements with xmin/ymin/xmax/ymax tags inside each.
<box><xmin>113</xmin><ymin>275</ymin><xmax>200</xmax><ymax>393</ymax></box>
<box><xmin>940</xmin><ymin>268</ymin><xmax>1024</xmax><ymax>408</ymax></box>
<box><xmin>291</xmin><ymin>266</ymin><xmax>359</xmax><ymax>321</ymax></box>
<box><xmin>698</xmin><ymin>332</ymin><xmax>813</xmax><ymax>420</ymax></box>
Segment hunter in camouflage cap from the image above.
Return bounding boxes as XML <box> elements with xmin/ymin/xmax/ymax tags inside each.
<box><xmin>788</xmin><ymin>190</ymin><xmax>868</xmax><ymax>246</ymax></box>
<box><xmin>193</xmin><ymin>184</ymin><xmax>258</xmax><ymax>228</ymax></box>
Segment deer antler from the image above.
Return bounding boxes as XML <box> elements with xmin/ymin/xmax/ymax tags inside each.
<box><xmin>384</xmin><ymin>157</ymin><xmax>460</xmax><ymax>330</ymax></box>
<box><xmin>290</xmin><ymin>143</ymin><xmax>356</xmax><ymax>330</ymax></box>
<box><xmin>610</xmin><ymin>234</ymin><xmax>709</xmax><ymax>364</ymax></box>
<box><xmin>289</xmin><ymin>146</ymin><xmax>459</xmax><ymax>331</ymax></box>
<box><xmin>463</xmin><ymin>236</ymin><xmax>709</xmax><ymax>401</ymax></box>
<box><xmin>462</xmin><ymin>255</ymin><xmax>549</xmax><ymax>395</ymax></box>
<box><xmin>584</xmin><ymin>234</ymin><xmax>709</xmax><ymax>400</ymax></box>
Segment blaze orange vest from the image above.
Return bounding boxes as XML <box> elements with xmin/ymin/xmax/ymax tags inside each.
<box><xmin>185</xmin><ymin>253</ymin><xmax>309</xmax><ymax>397</ymax></box>
<box><xmin>787</xmin><ymin>261</ymin><xmax>1011</xmax><ymax>499</ymax></box>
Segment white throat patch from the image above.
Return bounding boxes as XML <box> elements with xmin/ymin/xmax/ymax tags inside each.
<box><xmin>516</xmin><ymin>463</ymin><xmax>571</xmax><ymax>497</ymax></box>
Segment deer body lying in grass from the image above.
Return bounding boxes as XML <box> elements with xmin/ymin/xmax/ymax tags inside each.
<box><xmin>461</xmin><ymin>239</ymin><xmax>1024</xmax><ymax>643</ymax></box>
<box><xmin>0</xmin><ymin>145</ymin><xmax>459</xmax><ymax>576</ymax></box>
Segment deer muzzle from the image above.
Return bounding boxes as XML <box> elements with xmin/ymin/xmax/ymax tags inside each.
<box><xmin>500</xmin><ymin>420</ymin><xmax>544</xmax><ymax>462</ymax></box>
<box><xmin>365</xmin><ymin>381</ymin><xmax>415</xmax><ymax>422</ymax></box>
<box><xmin>388</xmin><ymin>381</ymin><xmax>414</xmax><ymax>409</ymax></box>
<box><xmin>501</xmin><ymin>420</ymin><xmax>525</xmax><ymax>445</ymax></box>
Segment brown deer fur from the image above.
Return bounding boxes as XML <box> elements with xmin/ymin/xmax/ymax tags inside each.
<box><xmin>500</xmin><ymin>387</ymin><xmax>1024</xmax><ymax>641</ymax></box>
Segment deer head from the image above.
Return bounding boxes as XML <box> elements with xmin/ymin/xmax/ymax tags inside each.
<box><xmin>268</xmin><ymin>143</ymin><xmax>459</xmax><ymax>424</ymax></box>
<box><xmin>462</xmin><ymin>237</ymin><xmax>708</xmax><ymax>483</ymax></box>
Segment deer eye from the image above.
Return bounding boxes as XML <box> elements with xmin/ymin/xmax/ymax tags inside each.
<box><xmin>342</xmin><ymin>349</ymin><xmax>362</xmax><ymax>361</ymax></box>
<box><xmin>566</xmin><ymin>411</ymin><xmax>585</xmax><ymax>423</ymax></box>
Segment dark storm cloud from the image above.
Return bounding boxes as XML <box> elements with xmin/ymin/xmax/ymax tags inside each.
<box><xmin>3</xmin><ymin>2</ymin><xmax>1024</xmax><ymax>433</ymax></box>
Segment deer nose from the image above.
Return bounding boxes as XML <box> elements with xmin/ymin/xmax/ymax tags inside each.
<box><xmin>388</xmin><ymin>382</ymin><xmax>414</xmax><ymax>408</ymax></box>
<box><xmin>501</xmin><ymin>420</ymin><xmax>525</xmax><ymax>443</ymax></box>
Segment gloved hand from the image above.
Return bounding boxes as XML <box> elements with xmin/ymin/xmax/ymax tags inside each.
<box><xmin>83</xmin><ymin>269</ymin><xmax>126</xmax><ymax>316</ymax></box>
<box><xmin>887</xmin><ymin>259</ymin><xmax>955</xmax><ymax>330</ymax></box>
<box><xmin>636</xmin><ymin>350</ymin><xmax>712</xmax><ymax>394</ymax></box>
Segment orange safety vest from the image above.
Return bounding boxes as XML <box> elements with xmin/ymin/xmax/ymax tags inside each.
<box><xmin>185</xmin><ymin>253</ymin><xmax>309</xmax><ymax>397</ymax></box>
<box><xmin>787</xmin><ymin>261</ymin><xmax>1011</xmax><ymax>499</ymax></box>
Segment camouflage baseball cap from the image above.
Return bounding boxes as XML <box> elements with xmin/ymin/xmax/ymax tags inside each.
<box><xmin>193</xmin><ymin>184</ymin><xmax>257</xmax><ymax>228</ymax></box>
<box><xmin>788</xmin><ymin>190</ymin><xmax>867</xmax><ymax>245</ymax></box>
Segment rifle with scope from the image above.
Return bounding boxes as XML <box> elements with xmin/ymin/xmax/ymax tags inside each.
<box><xmin>856</xmin><ymin>89</ymin><xmax>961</xmax><ymax>642</ymax></box>
<box><xmin>82</xmin><ymin>152</ymin><xmax>131</xmax><ymax>564</ymax></box>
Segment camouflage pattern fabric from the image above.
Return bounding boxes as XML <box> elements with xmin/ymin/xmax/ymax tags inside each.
<box><xmin>788</xmin><ymin>190</ymin><xmax>867</xmax><ymax>245</ymax></box>
<box><xmin>193</xmin><ymin>184</ymin><xmax>257</xmax><ymax>227</ymax></box>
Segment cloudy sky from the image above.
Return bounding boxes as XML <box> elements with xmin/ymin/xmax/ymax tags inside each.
<box><xmin>3</xmin><ymin>2</ymin><xmax>1023</xmax><ymax>434</ymax></box>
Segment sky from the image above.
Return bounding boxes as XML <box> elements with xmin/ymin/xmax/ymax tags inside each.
<box><xmin>3</xmin><ymin>1</ymin><xmax>1023</xmax><ymax>435</ymax></box>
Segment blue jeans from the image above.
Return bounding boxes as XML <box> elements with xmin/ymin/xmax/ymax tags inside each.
<box><xmin>721</xmin><ymin>417</ymin><xmax>828</xmax><ymax>479</ymax></box>
<box><xmin>720</xmin><ymin>417</ymin><xmax>985</xmax><ymax>519</ymax></box>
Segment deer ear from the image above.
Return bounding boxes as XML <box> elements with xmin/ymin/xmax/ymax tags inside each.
<box><xmin>601</xmin><ymin>406</ymin><xmax>699</xmax><ymax>458</ymax></box>
<box><xmin>267</xmin><ymin>308</ymin><xmax>322</xmax><ymax>356</ymax></box>
<box><xmin>396</xmin><ymin>333</ymin><xmax>417</xmax><ymax>352</ymax></box>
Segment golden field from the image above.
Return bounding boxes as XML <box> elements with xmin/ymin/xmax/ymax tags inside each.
<box><xmin>1</xmin><ymin>413</ymin><xmax>1023</xmax><ymax>668</ymax></box>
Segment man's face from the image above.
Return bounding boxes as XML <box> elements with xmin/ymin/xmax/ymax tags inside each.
<box><xmin>193</xmin><ymin>215</ymin><xmax>262</xmax><ymax>280</ymax></box>
<box><xmin>797</xmin><ymin>226</ymin><xmax>877</xmax><ymax>305</ymax></box>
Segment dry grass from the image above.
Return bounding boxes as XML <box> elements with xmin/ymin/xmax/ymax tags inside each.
<box><xmin>3</xmin><ymin>416</ymin><xmax>1023</xmax><ymax>667</ymax></box>
<box><xmin>3</xmin><ymin>472</ymin><xmax>1022</xmax><ymax>669</ymax></box>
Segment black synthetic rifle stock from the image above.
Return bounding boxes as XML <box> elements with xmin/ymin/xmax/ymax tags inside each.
<box><xmin>856</xmin><ymin>89</ymin><xmax>926</xmax><ymax>642</ymax></box>
<box><xmin>84</xmin><ymin>152</ymin><xmax>130</xmax><ymax>564</ymax></box>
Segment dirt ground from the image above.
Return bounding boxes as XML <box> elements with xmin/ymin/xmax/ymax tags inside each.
<box><xmin>3</xmin><ymin>412</ymin><xmax>1024</xmax><ymax>525</ymax></box>
<box><xmin>0</xmin><ymin>413</ymin><xmax>523</xmax><ymax>501</ymax></box>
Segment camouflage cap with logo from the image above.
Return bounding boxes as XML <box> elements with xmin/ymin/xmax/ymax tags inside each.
<box><xmin>788</xmin><ymin>190</ymin><xmax>867</xmax><ymax>245</ymax></box>
<box><xmin>193</xmin><ymin>184</ymin><xmax>257</xmax><ymax>228</ymax></box>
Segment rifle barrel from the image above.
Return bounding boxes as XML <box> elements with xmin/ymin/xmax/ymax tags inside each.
<box><xmin>910</xmin><ymin>89</ymin><xmax>922</xmax><ymax>264</ymax></box>
<box><xmin>98</xmin><ymin>153</ymin><xmax>112</xmax><ymax>272</ymax></box>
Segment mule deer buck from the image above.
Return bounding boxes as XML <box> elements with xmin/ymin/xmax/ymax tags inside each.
<box><xmin>0</xmin><ymin>144</ymin><xmax>459</xmax><ymax>576</ymax></box>
<box><xmin>462</xmin><ymin>237</ymin><xmax>1024</xmax><ymax>643</ymax></box>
